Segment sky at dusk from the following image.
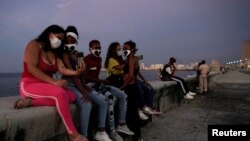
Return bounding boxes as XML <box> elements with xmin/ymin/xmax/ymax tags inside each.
<box><xmin>0</xmin><ymin>0</ymin><xmax>250</xmax><ymax>73</ymax></box>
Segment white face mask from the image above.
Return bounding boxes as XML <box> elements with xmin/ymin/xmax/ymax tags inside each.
<box><xmin>90</xmin><ymin>48</ymin><xmax>101</xmax><ymax>57</ymax></box>
<box><xmin>117</xmin><ymin>50</ymin><xmax>122</xmax><ymax>56</ymax></box>
<box><xmin>64</xmin><ymin>44</ymin><xmax>76</xmax><ymax>53</ymax></box>
<box><xmin>123</xmin><ymin>50</ymin><xmax>131</xmax><ymax>59</ymax></box>
<box><xmin>50</xmin><ymin>34</ymin><xmax>61</xmax><ymax>49</ymax></box>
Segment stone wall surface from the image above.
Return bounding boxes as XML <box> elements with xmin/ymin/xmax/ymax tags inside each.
<box><xmin>0</xmin><ymin>72</ymin><xmax>220</xmax><ymax>141</ymax></box>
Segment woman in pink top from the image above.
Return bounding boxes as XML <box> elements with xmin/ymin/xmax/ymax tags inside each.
<box><xmin>15</xmin><ymin>25</ymin><xmax>87</xmax><ymax>141</ymax></box>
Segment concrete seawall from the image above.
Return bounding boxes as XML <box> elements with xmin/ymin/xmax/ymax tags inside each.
<box><xmin>0</xmin><ymin>72</ymin><xmax>219</xmax><ymax>141</ymax></box>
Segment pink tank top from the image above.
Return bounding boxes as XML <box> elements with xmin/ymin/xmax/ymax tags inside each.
<box><xmin>22</xmin><ymin>49</ymin><xmax>58</xmax><ymax>78</ymax></box>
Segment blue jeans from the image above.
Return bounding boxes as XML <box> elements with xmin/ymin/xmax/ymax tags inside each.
<box><xmin>68</xmin><ymin>86</ymin><xmax>92</xmax><ymax>136</ymax></box>
<box><xmin>88</xmin><ymin>83</ymin><xmax>127</xmax><ymax>131</ymax></box>
<box><xmin>106</xmin><ymin>85</ymin><xmax>127</xmax><ymax>128</ymax></box>
<box><xmin>137</xmin><ymin>79</ymin><xmax>154</xmax><ymax>108</ymax></box>
<box><xmin>86</xmin><ymin>83</ymin><xmax>108</xmax><ymax>129</ymax></box>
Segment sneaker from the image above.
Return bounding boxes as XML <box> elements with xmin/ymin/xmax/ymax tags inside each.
<box><xmin>138</xmin><ymin>110</ymin><xmax>149</xmax><ymax>120</ymax></box>
<box><xmin>184</xmin><ymin>94</ymin><xmax>193</xmax><ymax>100</ymax></box>
<box><xmin>151</xmin><ymin>108</ymin><xmax>162</xmax><ymax>115</ymax></box>
<box><xmin>138</xmin><ymin>138</ymin><xmax>144</xmax><ymax>141</ymax></box>
<box><xmin>116</xmin><ymin>124</ymin><xmax>134</xmax><ymax>135</ymax></box>
<box><xmin>110</xmin><ymin>130</ymin><xmax>123</xmax><ymax>141</ymax></box>
<box><xmin>95</xmin><ymin>131</ymin><xmax>112</xmax><ymax>141</ymax></box>
<box><xmin>188</xmin><ymin>91</ymin><xmax>196</xmax><ymax>96</ymax></box>
<box><xmin>142</xmin><ymin>106</ymin><xmax>155</xmax><ymax>115</ymax></box>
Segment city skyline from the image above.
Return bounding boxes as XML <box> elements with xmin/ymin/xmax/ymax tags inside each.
<box><xmin>0</xmin><ymin>0</ymin><xmax>250</xmax><ymax>73</ymax></box>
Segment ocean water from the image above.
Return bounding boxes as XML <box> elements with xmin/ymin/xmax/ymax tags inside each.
<box><xmin>0</xmin><ymin>70</ymin><xmax>196</xmax><ymax>98</ymax></box>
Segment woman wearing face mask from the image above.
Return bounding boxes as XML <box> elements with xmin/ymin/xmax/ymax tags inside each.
<box><xmin>15</xmin><ymin>25</ymin><xmax>87</xmax><ymax>141</ymax></box>
<box><xmin>62</xmin><ymin>26</ymin><xmax>94</xmax><ymax>139</ymax></box>
<box><xmin>119</xmin><ymin>40</ymin><xmax>143</xmax><ymax>141</ymax></box>
<box><xmin>104</xmin><ymin>42</ymin><xmax>124</xmax><ymax>87</ymax></box>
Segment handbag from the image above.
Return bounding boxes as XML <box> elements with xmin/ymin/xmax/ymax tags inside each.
<box><xmin>106</xmin><ymin>73</ymin><xmax>123</xmax><ymax>87</ymax></box>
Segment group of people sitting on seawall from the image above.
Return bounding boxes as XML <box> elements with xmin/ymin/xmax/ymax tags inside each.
<box><xmin>14</xmin><ymin>25</ymin><xmax>163</xmax><ymax>141</ymax></box>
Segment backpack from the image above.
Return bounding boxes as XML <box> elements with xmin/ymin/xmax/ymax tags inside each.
<box><xmin>160</xmin><ymin>64</ymin><xmax>170</xmax><ymax>81</ymax></box>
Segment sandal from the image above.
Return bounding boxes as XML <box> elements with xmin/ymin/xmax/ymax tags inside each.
<box><xmin>14</xmin><ymin>98</ymin><xmax>32</xmax><ymax>109</ymax></box>
<box><xmin>69</xmin><ymin>134</ymin><xmax>88</xmax><ymax>141</ymax></box>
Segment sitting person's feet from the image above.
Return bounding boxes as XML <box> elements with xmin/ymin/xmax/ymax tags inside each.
<box><xmin>142</xmin><ymin>106</ymin><xmax>155</xmax><ymax>115</ymax></box>
<box><xmin>187</xmin><ymin>91</ymin><xmax>196</xmax><ymax>96</ymax></box>
<box><xmin>138</xmin><ymin>137</ymin><xmax>143</xmax><ymax>141</ymax></box>
<box><xmin>184</xmin><ymin>94</ymin><xmax>193</xmax><ymax>100</ymax></box>
<box><xmin>138</xmin><ymin>110</ymin><xmax>148</xmax><ymax>120</ymax></box>
<box><xmin>151</xmin><ymin>108</ymin><xmax>162</xmax><ymax>115</ymax></box>
<box><xmin>116</xmin><ymin>124</ymin><xmax>134</xmax><ymax>135</ymax></box>
<box><xmin>69</xmin><ymin>133</ymin><xmax>88</xmax><ymax>141</ymax></box>
<box><xmin>14</xmin><ymin>98</ymin><xmax>32</xmax><ymax>109</ymax></box>
<box><xmin>95</xmin><ymin>131</ymin><xmax>112</xmax><ymax>141</ymax></box>
<box><xmin>110</xmin><ymin>130</ymin><xmax>123</xmax><ymax>141</ymax></box>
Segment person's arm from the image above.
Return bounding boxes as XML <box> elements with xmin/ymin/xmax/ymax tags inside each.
<box><xmin>120</xmin><ymin>57</ymin><xmax>135</xmax><ymax>90</ymax></box>
<box><xmin>62</xmin><ymin>53</ymin><xmax>90</xmax><ymax>101</ymax></box>
<box><xmin>57</xmin><ymin>58</ymin><xmax>83</xmax><ymax>76</ymax></box>
<box><xmin>109</xmin><ymin>58</ymin><xmax>124</xmax><ymax>71</ymax></box>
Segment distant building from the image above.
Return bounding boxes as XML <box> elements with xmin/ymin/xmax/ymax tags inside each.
<box><xmin>140</xmin><ymin>63</ymin><xmax>145</xmax><ymax>70</ymax></box>
<box><xmin>242</xmin><ymin>40</ymin><xmax>250</xmax><ymax>69</ymax></box>
<box><xmin>210</xmin><ymin>60</ymin><xmax>221</xmax><ymax>72</ymax></box>
<box><xmin>243</xmin><ymin>39</ymin><xmax>250</xmax><ymax>59</ymax></box>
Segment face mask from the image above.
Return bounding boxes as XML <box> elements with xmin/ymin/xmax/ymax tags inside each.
<box><xmin>50</xmin><ymin>34</ymin><xmax>61</xmax><ymax>49</ymax></box>
<box><xmin>64</xmin><ymin>44</ymin><xmax>76</xmax><ymax>53</ymax></box>
<box><xmin>117</xmin><ymin>50</ymin><xmax>122</xmax><ymax>56</ymax></box>
<box><xmin>90</xmin><ymin>48</ymin><xmax>101</xmax><ymax>57</ymax></box>
<box><xmin>123</xmin><ymin>50</ymin><xmax>131</xmax><ymax>59</ymax></box>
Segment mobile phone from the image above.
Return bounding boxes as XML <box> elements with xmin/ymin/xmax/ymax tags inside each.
<box><xmin>77</xmin><ymin>52</ymin><xmax>84</xmax><ymax>67</ymax></box>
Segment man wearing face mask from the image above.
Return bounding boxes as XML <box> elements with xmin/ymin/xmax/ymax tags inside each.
<box><xmin>84</xmin><ymin>40</ymin><xmax>134</xmax><ymax>141</ymax></box>
<box><xmin>162</xmin><ymin>57</ymin><xmax>196</xmax><ymax>100</ymax></box>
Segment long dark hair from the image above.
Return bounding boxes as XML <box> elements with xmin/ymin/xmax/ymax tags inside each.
<box><xmin>35</xmin><ymin>25</ymin><xmax>65</xmax><ymax>57</ymax></box>
<box><xmin>124</xmin><ymin>40</ymin><xmax>138</xmax><ymax>53</ymax></box>
<box><xmin>104</xmin><ymin>42</ymin><xmax>123</xmax><ymax>68</ymax></box>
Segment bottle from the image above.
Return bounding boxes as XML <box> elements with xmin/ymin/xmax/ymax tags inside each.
<box><xmin>77</xmin><ymin>52</ymin><xmax>84</xmax><ymax>68</ymax></box>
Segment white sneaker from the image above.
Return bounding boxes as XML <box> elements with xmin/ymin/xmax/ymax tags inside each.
<box><xmin>138</xmin><ymin>110</ymin><xmax>148</xmax><ymax>120</ymax></box>
<box><xmin>184</xmin><ymin>94</ymin><xmax>193</xmax><ymax>100</ymax></box>
<box><xmin>95</xmin><ymin>131</ymin><xmax>112</xmax><ymax>141</ymax></box>
<box><xmin>116</xmin><ymin>124</ymin><xmax>134</xmax><ymax>135</ymax></box>
<box><xmin>110</xmin><ymin>130</ymin><xmax>123</xmax><ymax>141</ymax></box>
<box><xmin>188</xmin><ymin>91</ymin><xmax>196</xmax><ymax>96</ymax></box>
<box><xmin>142</xmin><ymin>106</ymin><xmax>155</xmax><ymax>115</ymax></box>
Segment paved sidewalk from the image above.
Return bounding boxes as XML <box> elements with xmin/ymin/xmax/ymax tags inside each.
<box><xmin>141</xmin><ymin>71</ymin><xmax>250</xmax><ymax>141</ymax></box>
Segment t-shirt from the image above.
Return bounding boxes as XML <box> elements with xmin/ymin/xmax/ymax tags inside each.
<box><xmin>108</xmin><ymin>58</ymin><xmax>123</xmax><ymax>75</ymax></box>
<box><xmin>84</xmin><ymin>54</ymin><xmax>102</xmax><ymax>83</ymax></box>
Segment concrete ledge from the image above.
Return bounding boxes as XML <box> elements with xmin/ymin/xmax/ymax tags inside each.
<box><xmin>0</xmin><ymin>74</ymin><xmax>219</xmax><ymax>141</ymax></box>
<box><xmin>0</xmin><ymin>96</ymin><xmax>78</xmax><ymax>141</ymax></box>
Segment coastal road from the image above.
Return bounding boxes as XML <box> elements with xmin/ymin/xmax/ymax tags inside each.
<box><xmin>141</xmin><ymin>92</ymin><xmax>250</xmax><ymax>141</ymax></box>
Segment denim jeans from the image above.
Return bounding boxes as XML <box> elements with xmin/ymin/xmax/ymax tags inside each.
<box><xmin>68</xmin><ymin>86</ymin><xmax>92</xmax><ymax>136</ymax></box>
<box><xmin>88</xmin><ymin>83</ymin><xmax>127</xmax><ymax>131</ymax></box>
<box><xmin>86</xmin><ymin>83</ymin><xmax>108</xmax><ymax>129</ymax></box>
<box><xmin>137</xmin><ymin>79</ymin><xmax>154</xmax><ymax>108</ymax></box>
<box><xmin>106</xmin><ymin>85</ymin><xmax>127</xmax><ymax>125</ymax></box>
